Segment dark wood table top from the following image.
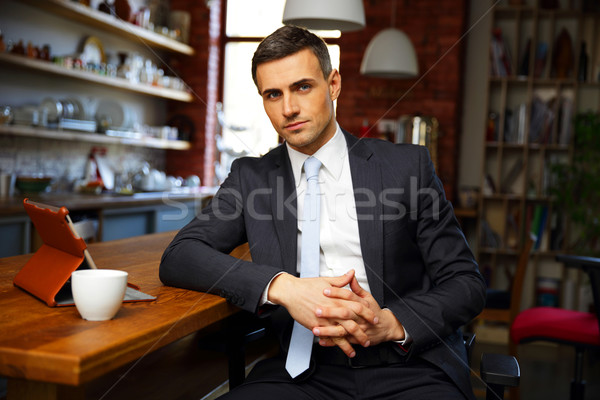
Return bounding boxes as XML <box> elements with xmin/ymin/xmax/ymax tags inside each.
<box><xmin>0</xmin><ymin>231</ymin><xmax>238</xmax><ymax>386</ymax></box>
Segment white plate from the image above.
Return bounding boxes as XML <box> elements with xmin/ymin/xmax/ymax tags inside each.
<box><xmin>95</xmin><ymin>99</ymin><xmax>125</xmax><ymax>129</ymax></box>
<box><xmin>80</xmin><ymin>36</ymin><xmax>105</xmax><ymax>65</ymax></box>
<box><xmin>40</xmin><ymin>97</ymin><xmax>62</xmax><ymax>122</ymax></box>
<box><xmin>65</xmin><ymin>97</ymin><xmax>85</xmax><ymax>120</ymax></box>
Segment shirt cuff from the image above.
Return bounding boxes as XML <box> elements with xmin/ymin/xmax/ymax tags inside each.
<box><xmin>260</xmin><ymin>271</ymin><xmax>286</xmax><ymax>305</ymax></box>
<box><xmin>383</xmin><ymin>307</ymin><xmax>412</xmax><ymax>347</ymax></box>
<box><xmin>393</xmin><ymin>327</ymin><xmax>412</xmax><ymax>345</ymax></box>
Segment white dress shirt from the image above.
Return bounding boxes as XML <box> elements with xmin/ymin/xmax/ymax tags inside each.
<box><xmin>260</xmin><ymin>124</ymin><xmax>409</xmax><ymax>344</ymax></box>
<box><xmin>286</xmin><ymin>124</ymin><xmax>371</xmax><ymax>292</ymax></box>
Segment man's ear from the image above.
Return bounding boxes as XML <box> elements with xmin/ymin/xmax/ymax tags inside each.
<box><xmin>328</xmin><ymin>69</ymin><xmax>341</xmax><ymax>101</ymax></box>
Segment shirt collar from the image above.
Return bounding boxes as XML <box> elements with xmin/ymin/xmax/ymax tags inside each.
<box><xmin>286</xmin><ymin>123</ymin><xmax>347</xmax><ymax>187</ymax></box>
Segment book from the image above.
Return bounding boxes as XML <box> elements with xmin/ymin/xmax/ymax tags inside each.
<box><xmin>534</xmin><ymin>42</ymin><xmax>548</xmax><ymax>78</ymax></box>
<box><xmin>529</xmin><ymin>96</ymin><xmax>554</xmax><ymax>144</ymax></box>
<box><xmin>535</xmin><ymin>206</ymin><xmax>549</xmax><ymax>250</ymax></box>
<box><xmin>503</xmin><ymin>108</ymin><xmax>515</xmax><ymax>142</ymax></box>
<box><xmin>518</xmin><ymin>38</ymin><xmax>531</xmax><ymax>78</ymax></box>
<box><xmin>500</xmin><ymin>157</ymin><xmax>524</xmax><ymax>193</ymax></box>
<box><xmin>516</xmin><ymin>103</ymin><xmax>527</xmax><ymax>144</ymax></box>
<box><xmin>529</xmin><ymin>204</ymin><xmax>549</xmax><ymax>250</ymax></box>
<box><xmin>480</xmin><ymin>219</ymin><xmax>501</xmax><ymax>248</ymax></box>
<box><xmin>558</xmin><ymin>97</ymin><xmax>573</xmax><ymax>145</ymax></box>
<box><xmin>491</xmin><ymin>28</ymin><xmax>512</xmax><ymax>77</ymax></box>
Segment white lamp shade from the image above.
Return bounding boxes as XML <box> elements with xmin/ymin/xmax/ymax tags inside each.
<box><xmin>283</xmin><ymin>0</ymin><xmax>365</xmax><ymax>32</ymax></box>
<box><xmin>360</xmin><ymin>28</ymin><xmax>419</xmax><ymax>78</ymax></box>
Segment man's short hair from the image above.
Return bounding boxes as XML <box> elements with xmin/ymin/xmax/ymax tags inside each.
<box><xmin>251</xmin><ymin>25</ymin><xmax>333</xmax><ymax>90</ymax></box>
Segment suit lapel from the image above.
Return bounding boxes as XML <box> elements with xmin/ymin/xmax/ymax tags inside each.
<box><xmin>269</xmin><ymin>145</ymin><xmax>299</xmax><ymax>274</ymax></box>
<box><xmin>344</xmin><ymin>131</ymin><xmax>385</xmax><ymax>304</ymax></box>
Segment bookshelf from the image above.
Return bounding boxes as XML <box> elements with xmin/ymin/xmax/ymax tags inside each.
<box><xmin>477</xmin><ymin>0</ymin><xmax>600</xmax><ymax>314</ymax></box>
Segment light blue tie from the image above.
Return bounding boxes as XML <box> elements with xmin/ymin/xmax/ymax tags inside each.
<box><xmin>285</xmin><ymin>156</ymin><xmax>322</xmax><ymax>378</ymax></box>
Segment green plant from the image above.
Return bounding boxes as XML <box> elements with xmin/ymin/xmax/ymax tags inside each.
<box><xmin>550</xmin><ymin>112</ymin><xmax>600</xmax><ymax>255</ymax></box>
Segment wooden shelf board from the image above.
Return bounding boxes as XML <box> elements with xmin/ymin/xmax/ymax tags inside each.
<box><xmin>0</xmin><ymin>124</ymin><xmax>191</xmax><ymax>150</ymax></box>
<box><xmin>524</xmin><ymin>196</ymin><xmax>553</xmax><ymax>202</ymax></box>
<box><xmin>484</xmin><ymin>142</ymin><xmax>526</xmax><ymax>149</ymax></box>
<box><xmin>486</xmin><ymin>142</ymin><xmax>569</xmax><ymax>150</ymax></box>
<box><xmin>20</xmin><ymin>0</ymin><xmax>194</xmax><ymax>56</ymax></box>
<box><xmin>489</xmin><ymin>76</ymin><xmax>529</xmax><ymax>84</ymax></box>
<box><xmin>482</xmin><ymin>193</ymin><xmax>523</xmax><ymax>200</ymax></box>
<box><xmin>528</xmin><ymin>143</ymin><xmax>570</xmax><ymax>151</ymax></box>
<box><xmin>454</xmin><ymin>208</ymin><xmax>478</xmax><ymax>218</ymax></box>
<box><xmin>538</xmin><ymin>9</ymin><xmax>581</xmax><ymax>18</ymax></box>
<box><xmin>502</xmin><ymin>143</ymin><xmax>527</xmax><ymax>149</ymax></box>
<box><xmin>0</xmin><ymin>53</ymin><xmax>193</xmax><ymax>102</ymax></box>
<box><xmin>532</xmin><ymin>78</ymin><xmax>576</xmax><ymax>86</ymax></box>
<box><xmin>493</xmin><ymin>5</ymin><xmax>536</xmax><ymax>17</ymax></box>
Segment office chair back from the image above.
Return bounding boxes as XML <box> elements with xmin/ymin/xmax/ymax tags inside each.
<box><xmin>510</xmin><ymin>254</ymin><xmax>600</xmax><ymax>400</ymax></box>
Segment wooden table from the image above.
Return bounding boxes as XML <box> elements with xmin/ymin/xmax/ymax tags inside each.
<box><xmin>0</xmin><ymin>231</ymin><xmax>239</xmax><ymax>399</ymax></box>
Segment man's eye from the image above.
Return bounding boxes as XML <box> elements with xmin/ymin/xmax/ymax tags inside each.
<box><xmin>299</xmin><ymin>84</ymin><xmax>311</xmax><ymax>91</ymax></box>
<box><xmin>266</xmin><ymin>92</ymin><xmax>280</xmax><ymax>99</ymax></box>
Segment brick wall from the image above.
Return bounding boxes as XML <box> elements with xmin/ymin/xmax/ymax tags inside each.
<box><xmin>165</xmin><ymin>0</ymin><xmax>218</xmax><ymax>186</ymax></box>
<box><xmin>335</xmin><ymin>0</ymin><xmax>468</xmax><ymax>201</ymax></box>
<box><xmin>167</xmin><ymin>0</ymin><xmax>466</xmax><ymax>200</ymax></box>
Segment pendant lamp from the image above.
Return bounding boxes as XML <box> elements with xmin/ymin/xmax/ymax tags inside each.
<box><xmin>360</xmin><ymin>1</ymin><xmax>418</xmax><ymax>78</ymax></box>
<box><xmin>282</xmin><ymin>0</ymin><xmax>365</xmax><ymax>32</ymax></box>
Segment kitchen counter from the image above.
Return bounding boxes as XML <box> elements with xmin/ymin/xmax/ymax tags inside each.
<box><xmin>0</xmin><ymin>186</ymin><xmax>217</xmax><ymax>216</ymax></box>
<box><xmin>0</xmin><ymin>187</ymin><xmax>218</xmax><ymax>257</ymax></box>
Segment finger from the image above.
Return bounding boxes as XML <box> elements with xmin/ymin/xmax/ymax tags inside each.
<box><xmin>323</xmin><ymin>287</ymin><xmax>369</xmax><ymax>308</ymax></box>
<box><xmin>323</xmin><ymin>269</ymin><xmax>355</xmax><ymax>288</ymax></box>
<box><xmin>314</xmin><ymin>320</ymin><xmax>373</xmax><ymax>336</ymax></box>
<box><xmin>324</xmin><ymin>286</ymin><xmax>356</xmax><ymax>300</ymax></box>
<box><xmin>318</xmin><ymin>337</ymin><xmax>336</xmax><ymax>347</ymax></box>
<box><xmin>340</xmin><ymin>320</ymin><xmax>370</xmax><ymax>346</ymax></box>
<box><xmin>313</xmin><ymin>324</ymin><xmax>348</xmax><ymax>338</ymax></box>
<box><xmin>314</xmin><ymin>322</ymin><xmax>370</xmax><ymax>347</ymax></box>
<box><xmin>318</xmin><ymin>336</ymin><xmax>360</xmax><ymax>347</ymax></box>
<box><xmin>350</xmin><ymin>276</ymin><xmax>367</xmax><ymax>297</ymax></box>
<box><xmin>317</xmin><ymin>300</ymin><xmax>377</xmax><ymax>325</ymax></box>
<box><xmin>316</xmin><ymin>303</ymin><xmax>376</xmax><ymax>325</ymax></box>
<box><xmin>332</xmin><ymin>337</ymin><xmax>356</xmax><ymax>358</ymax></box>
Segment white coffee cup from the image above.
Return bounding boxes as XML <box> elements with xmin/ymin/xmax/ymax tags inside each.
<box><xmin>71</xmin><ymin>269</ymin><xmax>128</xmax><ymax>321</ymax></box>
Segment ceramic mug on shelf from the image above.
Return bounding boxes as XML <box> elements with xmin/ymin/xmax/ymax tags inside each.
<box><xmin>71</xmin><ymin>269</ymin><xmax>128</xmax><ymax>321</ymax></box>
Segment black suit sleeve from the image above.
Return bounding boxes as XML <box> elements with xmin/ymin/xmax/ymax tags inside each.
<box><xmin>159</xmin><ymin>159</ymin><xmax>283</xmax><ymax>313</ymax></box>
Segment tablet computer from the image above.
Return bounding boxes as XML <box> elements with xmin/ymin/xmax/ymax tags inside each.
<box><xmin>13</xmin><ymin>199</ymin><xmax>155</xmax><ymax>306</ymax></box>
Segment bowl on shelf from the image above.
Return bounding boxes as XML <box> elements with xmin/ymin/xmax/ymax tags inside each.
<box><xmin>15</xmin><ymin>176</ymin><xmax>52</xmax><ymax>194</ymax></box>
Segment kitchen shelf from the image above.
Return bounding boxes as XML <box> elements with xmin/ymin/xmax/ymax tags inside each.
<box><xmin>0</xmin><ymin>53</ymin><xmax>193</xmax><ymax>102</ymax></box>
<box><xmin>0</xmin><ymin>124</ymin><xmax>191</xmax><ymax>150</ymax></box>
<box><xmin>20</xmin><ymin>0</ymin><xmax>194</xmax><ymax>56</ymax></box>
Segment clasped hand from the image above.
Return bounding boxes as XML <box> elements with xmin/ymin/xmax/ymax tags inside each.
<box><xmin>268</xmin><ymin>270</ymin><xmax>404</xmax><ymax>358</ymax></box>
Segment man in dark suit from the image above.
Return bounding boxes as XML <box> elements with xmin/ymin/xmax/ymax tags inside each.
<box><xmin>160</xmin><ymin>25</ymin><xmax>485</xmax><ymax>399</ymax></box>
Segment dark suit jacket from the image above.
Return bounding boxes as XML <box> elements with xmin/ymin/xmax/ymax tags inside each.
<box><xmin>160</xmin><ymin>129</ymin><xmax>486</xmax><ymax>399</ymax></box>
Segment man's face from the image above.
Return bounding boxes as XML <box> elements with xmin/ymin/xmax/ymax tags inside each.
<box><xmin>256</xmin><ymin>48</ymin><xmax>341</xmax><ymax>155</ymax></box>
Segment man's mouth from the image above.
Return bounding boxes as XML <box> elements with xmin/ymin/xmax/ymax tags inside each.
<box><xmin>285</xmin><ymin>120</ymin><xmax>307</xmax><ymax>130</ymax></box>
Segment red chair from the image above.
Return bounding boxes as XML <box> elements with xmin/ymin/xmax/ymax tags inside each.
<box><xmin>510</xmin><ymin>254</ymin><xmax>600</xmax><ymax>400</ymax></box>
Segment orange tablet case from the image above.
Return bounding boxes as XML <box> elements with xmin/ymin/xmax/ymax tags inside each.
<box><xmin>13</xmin><ymin>199</ymin><xmax>155</xmax><ymax>307</ymax></box>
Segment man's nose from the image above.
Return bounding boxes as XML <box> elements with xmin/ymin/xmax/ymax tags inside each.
<box><xmin>282</xmin><ymin>94</ymin><xmax>299</xmax><ymax>118</ymax></box>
